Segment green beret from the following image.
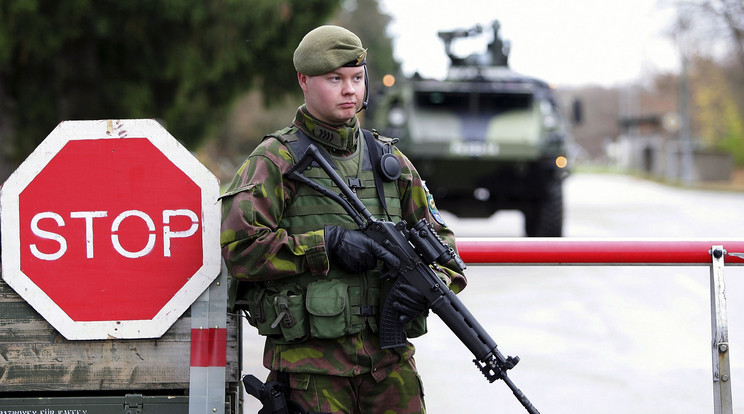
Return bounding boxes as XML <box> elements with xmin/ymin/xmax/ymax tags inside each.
<box><xmin>293</xmin><ymin>25</ymin><xmax>367</xmax><ymax>76</ymax></box>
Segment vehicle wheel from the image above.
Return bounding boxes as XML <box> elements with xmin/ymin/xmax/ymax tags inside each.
<box><xmin>524</xmin><ymin>181</ymin><xmax>563</xmax><ymax>237</ymax></box>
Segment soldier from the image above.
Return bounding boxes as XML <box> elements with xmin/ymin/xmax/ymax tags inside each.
<box><xmin>220</xmin><ymin>25</ymin><xmax>467</xmax><ymax>414</ymax></box>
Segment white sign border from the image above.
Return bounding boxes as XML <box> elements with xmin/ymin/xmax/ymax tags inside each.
<box><xmin>1</xmin><ymin>119</ymin><xmax>221</xmax><ymax>340</ymax></box>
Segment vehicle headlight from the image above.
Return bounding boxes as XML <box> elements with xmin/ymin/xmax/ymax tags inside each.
<box><xmin>388</xmin><ymin>107</ymin><xmax>407</xmax><ymax>128</ymax></box>
<box><xmin>543</xmin><ymin>114</ymin><xmax>557</xmax><ymax>129</ymax></box>
<box><xmin>555</xmin><ymin>155</ymin><xmax>568</xmax><ymax>168</ymax></box>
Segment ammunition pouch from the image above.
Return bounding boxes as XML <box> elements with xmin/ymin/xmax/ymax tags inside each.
<box><xmin>237</xmin><ymin>278</ymin><xmax>427</xmax><ymax>344</ymax></box>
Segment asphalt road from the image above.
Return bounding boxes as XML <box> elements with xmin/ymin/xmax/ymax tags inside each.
<box><xmin>242</xmin><ymin>173</ymin><xmax>744</xmax><ymax>413</ymax></box>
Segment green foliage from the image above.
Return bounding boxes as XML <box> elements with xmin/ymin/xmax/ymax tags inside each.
<box><xmin>719</xmin><ymin>129</ymin><xmax>744</xmax><ymax>165</ymax></box>
<box><xmin>0</xmin><ymin>0</ymin><xmax>340</xmax><ymax>166</ymax></box>
<box><xmin>691</xmin><ymin>55</ymin><xmax>744</xmax><ymax>165</ymax></box>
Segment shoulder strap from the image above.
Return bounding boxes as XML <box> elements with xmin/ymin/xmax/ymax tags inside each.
<box><xmin>362</xmin><ymin>129</ymin><xmax>398</xmax><ymax>221</ymax></box>
<box><xmin>265</xmin><ymin>126</ymin><xmax>298</xmax><ymax>142</ymax></box>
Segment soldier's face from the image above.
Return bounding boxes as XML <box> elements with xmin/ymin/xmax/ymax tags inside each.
<box><xmin>299</xmin><ymin>67</ymin><xmax>365</xmax><ymax>125</ymax></box>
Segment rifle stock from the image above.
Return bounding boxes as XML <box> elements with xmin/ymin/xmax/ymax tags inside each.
<box><xmin>286</xmin><ymin>143</ymin><xmax>540</xmax><ymax>414</ymax></box>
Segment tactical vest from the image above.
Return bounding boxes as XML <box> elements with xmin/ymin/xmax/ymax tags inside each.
<box><xmin>240</xmin><ymin>127</ymin><xmax>427</xmax><ymax>344</ymax></box>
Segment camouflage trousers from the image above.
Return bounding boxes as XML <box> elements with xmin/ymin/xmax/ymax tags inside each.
<box><xmin>268</xmin><ymin>359</ymin><xmax>426</xmax><ymax>414</ymax></box>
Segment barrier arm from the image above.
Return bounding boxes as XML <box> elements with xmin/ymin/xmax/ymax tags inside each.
<box><xmin>455</xmin><ymin>238</ymin><xmax>744</xmax><ymax>414</ymax></box>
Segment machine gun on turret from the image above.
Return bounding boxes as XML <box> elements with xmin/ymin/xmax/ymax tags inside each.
<box><xmin>437</xmin><ymin>21</ymin><xmax>510</xmax><ymax>67</ymax></box>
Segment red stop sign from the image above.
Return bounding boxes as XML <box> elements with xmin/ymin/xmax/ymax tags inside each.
<box><xmin>1</xmin><ymin>120</ymin><xmax>221</xmax><ymax>339</ymax></box>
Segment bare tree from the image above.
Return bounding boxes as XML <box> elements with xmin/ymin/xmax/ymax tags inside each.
<box><xmin>673</xmin><ymin>0</ymin><xmax>744</xmax><ymax>69</ymax></box>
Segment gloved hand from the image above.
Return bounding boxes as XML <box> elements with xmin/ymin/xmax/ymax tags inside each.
<box><xmin>324</xmin><ymin>225</ymin><xmax>400</xmax><ymax>273</ymax></box>
<box><xmin>390</xmin><ymin>284</ymin><xmax>429</xmax><ymax>324</ymax></box>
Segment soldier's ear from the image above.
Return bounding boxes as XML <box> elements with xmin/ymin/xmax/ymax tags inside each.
<box><xmin>297</xmin><ymin>73</ymin><xmax>309</xmax><ymax>92</ymax></box>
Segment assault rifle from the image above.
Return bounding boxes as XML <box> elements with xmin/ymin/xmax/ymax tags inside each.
<box><xmin>286</xmin><ymin>144</ymin><xmax>540</xmax><ymax>414</ymax></box>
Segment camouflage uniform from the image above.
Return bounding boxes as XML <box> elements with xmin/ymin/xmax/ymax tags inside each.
<box><xmin>220</xmin><ymin>25</ymin><xmax>467</xmax><ymax>414</ymax></box>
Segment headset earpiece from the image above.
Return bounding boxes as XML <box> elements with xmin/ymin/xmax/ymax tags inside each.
<box><xmin>379</xmin><ymin>145</ymin><xmax>401</xmax><ymax>181</ymax></box>
<box><xmin>359</xmin><ymin>65</ymin><xmax>369</xmax><ymax>112</ymax></box>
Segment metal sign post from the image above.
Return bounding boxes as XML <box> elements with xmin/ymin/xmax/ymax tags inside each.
<box><xmin>709</xmin><ymin>246</ymin><xmax>733</xmax><ymax>414</ymax></box>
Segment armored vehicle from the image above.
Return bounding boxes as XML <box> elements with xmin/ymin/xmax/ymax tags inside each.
<box><xmin>373</xmin><ymin>22</ymin><xmax>574</xmax><ymax>237</ymax></box>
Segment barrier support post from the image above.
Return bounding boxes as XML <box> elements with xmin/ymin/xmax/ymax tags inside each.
<box><xmin>709</xmin><ymin>245</ymin><xmax>733</xmax><ymax>414</ymax></box>
<box><xmin>189</xmin><ymin>261</ymin><xmax>228</xmax><ymax>414</ymax></box>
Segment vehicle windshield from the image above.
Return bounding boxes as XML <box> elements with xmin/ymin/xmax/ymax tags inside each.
<box><xmin>414</xmin><ymin>91</ymin><xmax>533</xmax><ymax>115</ymax></box>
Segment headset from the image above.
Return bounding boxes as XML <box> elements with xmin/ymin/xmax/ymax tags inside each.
<box><xmin>358</xmin><ymin>64</ymin><xmax>369</xmax><ymax>112</ymax></box>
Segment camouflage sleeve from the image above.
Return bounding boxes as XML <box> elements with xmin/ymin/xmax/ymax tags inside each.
<box><xmin>393</xmin><ymin>147</ymin><xmax>468</xmax><ymax>293</ymax></box>
<box><xmin>220</xmin><ymin>138</ymin><xmax>329</xmax><ymax>282</ymax></box>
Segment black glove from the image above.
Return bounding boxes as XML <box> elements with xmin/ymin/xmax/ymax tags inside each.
<box><xmin>324</xmin><ymin>225</ymin><xmax>400</xmax><ymax>273</ymax></box>
<box><xmin>390</xmin><ymin>283</ymin><xmax>429</xmax><ymax>325</ymax></box>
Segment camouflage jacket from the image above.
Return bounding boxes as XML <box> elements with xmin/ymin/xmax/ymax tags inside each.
<box><xmin>220</xmin><ymin>106</ymin><xmax>467</xmax><ymax>380</ymax></box>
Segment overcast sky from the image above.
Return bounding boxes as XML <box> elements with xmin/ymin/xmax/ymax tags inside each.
<box><xmin>378</xmin><ymin>0</ymin><xmax>682</xmax><ymax>87</ymax></box>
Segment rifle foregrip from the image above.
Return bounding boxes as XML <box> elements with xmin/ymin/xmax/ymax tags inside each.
<box><xmin>379</xmin><ymin>278</ymin><xmax>407</xmax><ymax>349</ymax></box>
